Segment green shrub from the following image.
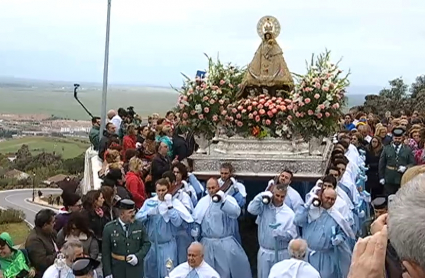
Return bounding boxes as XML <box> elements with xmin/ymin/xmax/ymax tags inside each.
<box><xmin>0</xmin><ymin>208</ymin><xmax>26</xmax><ymax>224</ymax></box>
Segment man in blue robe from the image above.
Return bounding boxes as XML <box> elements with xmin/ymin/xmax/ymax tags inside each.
<box><xmin>192</xmin><ymin>178</ymin><xmax>252</xmax><ymax>278</ymax></box>
<box><xmin>247</xmin><ymin>184</ymin><xmax>298</xmax><ymax>278</ymax></box>
<box><xmin>266</xmin><ymin>170</ymin><xmax>304</xmax><ymax>212</ymax></box>
<box><xmin>136</xmin><ymin>178</ymin><xmax>193</xmax><ymax>278</ymax></box>
<box><xmin>294</xmin><ymin>188</ymin><xmax>353</xmax><ymax>278</ymax></box>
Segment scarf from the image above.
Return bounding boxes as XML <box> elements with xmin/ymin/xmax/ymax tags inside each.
<box><xmin>95</xmin><ymin>207</ymin><xmax>104</xmax><ymax>218</ymax></box>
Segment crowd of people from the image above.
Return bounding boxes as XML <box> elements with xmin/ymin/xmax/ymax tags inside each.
<box><xmin>1</xmin><ymin>107</ymin><xmax>425</xmax><ymax>278</ymax></box>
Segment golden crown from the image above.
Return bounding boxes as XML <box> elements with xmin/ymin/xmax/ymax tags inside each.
<box><xmin>264</xmin><ymin>22</ymin><xmax>273</xmax><ymax>32</ymax></box>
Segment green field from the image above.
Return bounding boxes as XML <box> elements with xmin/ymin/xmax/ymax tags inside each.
<box><xmin>0</xmin><ymin>137</ymin><xmax>89</xmax><ymax>159</ymax></box>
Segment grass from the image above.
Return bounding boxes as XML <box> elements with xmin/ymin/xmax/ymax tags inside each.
<box><xmin>0</xmin><ymin>222</ymin><xmax>30</xmax><ymax>246</ymax></box>
<box><xmin>0</xmin><ymin>137</ymin><xmax>89</xmax><ymax>159</ymax></box>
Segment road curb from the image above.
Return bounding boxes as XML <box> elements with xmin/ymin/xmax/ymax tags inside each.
<box><xmin>25</xmin><ymin>199</ymin><xmax>62</xmax><ymax>211</ymax></box>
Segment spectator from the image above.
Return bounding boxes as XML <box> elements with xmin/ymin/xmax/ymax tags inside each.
<box><xmin>388</xmin><ymin>176</ymin><xmax>425</xmax><ymax>278</ymax></box>
<box><xmin>151</xmin><ymin>142</ymin><xmax>173</xmax><ymax>185</ymax></box>
<box><xmin>57</xmin><ymin>212</ymin><xmax>99</xmax><ymax>260</ymax></box>
<box><xmin>42</xmin><ymin>240</ymin><xmax>85</xmax><ymax>278</ymax></box>
<box><xmin>0</xmin><ymin>232</ymin><xmax>35</xmax><ymax>278</ymax></box>
<box><xmin>121</xmin><ymin>124</ymin><xmax>137</xmax><ymax>161</ymax></box>
<box><xmin>82</xmin><ymin>190</ymin><xmax>108</xmax><ymax>251</ymax></box>
<box><xmin>105</xmin><ymin>168</ymin><xmax>132</xmax><ymax>200</ymax></box>
<box><xmin>125</xmin><ymin>157</ymin><xmax>147</xmax><ymax>209</ymax></box>
<box><xmin>110</xmin><ymin>108</ymin><xmax>125</xmax><ymax>135</ymax></box>
<box><xmin>100</xmin><ymin>184</ymin><xmax>118</xmax><ymax>220</ymax></box>
<box><xmin>172</xmin><ymin>126</ymin><xmax>190</xmax><ymax>162</ymax></box>
<box><xmin>89</xmin><ymin>117</ymin><xmax>101</xmax><ymax>151</ymax></box>
<box><xmin>365</xmin><ymin>136</ymin><xmax>384</xmax><ymax>199</ymax></box>
<box><xmin>25</xmin><ymin>209</ymin><xmax>58</xmax><ymax>278</ymax></box>
<box><xmin>98</xmin><ymin>123</ymin><xmax>118</xmax><ymax>160</ymax></box>
<box><xmin>136</xmin><ymin>125</ymin><xmax>149</xmax><ymax>144</ymax></box>
<box><xmin>156</xmin><ymin>125</ymin><xmax>173</xmax><ymax>158</ymax></box>
<box><xmin>54</xmin><ymin>192</ymin><xmax>82</xmax><ymax>232</ymax></box>
<box><xmin>342</xmin><ymin>114</ymin><xmax>356</xmax><ymax>131</ymax></box>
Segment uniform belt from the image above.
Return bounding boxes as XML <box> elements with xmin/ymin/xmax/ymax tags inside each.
<box><xmin>111</xmin><ymin>253</ymin><xmax>127</xmax><ymax>261</ymax></box>
<box><xmin>386</xmin><ymin>166</ymin><xmax>397</xmax><ymax>170</ymax></box>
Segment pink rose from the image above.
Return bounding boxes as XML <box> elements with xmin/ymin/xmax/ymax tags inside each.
<box><xmin>212</xmin><ymin>85</ymin><xmax>219</xmax><ymax>90</ymax></box>
<box><xmin>204</xmin><ymin>107</ymin><xmax>210</xmax><ymax>113</ymax></box>
<box><xmin>228</xmin><ymin>116</ymin><xmax>234</xmax><ymax>122</ymax></box>
<box><xmin>258</xmin><ymin>104</ymin><xmax>264</xmax><ymax>109</ymax></box>
<box><xmin>287</xmin><ymin>105</ymin><xmax>293</xmax><ymax>110</ymax></box>
<box><xmin>259</xmin><ymin>99</ymin><xmax>266</xmax><ymax>105</ymax></box>
<box><xmin>236</xmin><ymin>113</ymin><xmax>242</xmax><ymax>119</ymax></box>
<box><xmin>190</xmin><ymin>110</ymin><xmax>196</xmax><ymax>115</ymax></box>
<box><xmin>323</xmin><ymin>87</ymin><xmax>329</xmax><ymax>92</ymax></box>
<box><xmin>241</xmin><ymin>109</ymin><xmax>247</xmax><ymax>114</ymax></box>
<box><xmin>252</xmin><ymin>101</ymin><xmax>258</xmax><ymax>106</ymax></box>
<box><xmin>198</xmin><ymin>114</ymin><xmax>204</xmax><ymax>120</ymax></box>
<box><xmin>212</xmin><ymin>115</ymin><xmax>218</xmax><ymax>121</ymax></box>
<box><xmin>220</xmin><ymin>80</ymin><xmax>225</xmax><ymax>85</ymax></box>
<box><xmin>299</xmin><ymin>102</ymin><xmax>304</xmax><ymax>107</ymax></box>
<box><xmin>267</xmin><ymin>111</ymin><xmax>274</xmax><ymax>118</ymax></box>
<box><xmin>271</xmin><ymin>108</ymin><xmax>277</xmax><ymax>114</ymax></box>
<box><xmin>316</xmin><ymin>113</ymin><xmax>323</xmax><ymax>119</ymax></box>
<box><xmin>237</xmin><ymin>121</ymin><xmax>243</xmax><ymax>127</ymax></box>
<box><xmin>314</xmin><ymin>94</ymin><xmax>320</xmax><ymax>99</ymax></box>
<box><xmin>179</xmin><ymin>104</ymin><xmax>185</xmax><ymax>109</ymax></box>
<box><xmin>305</xmin><ymin>98</ymin><xmax>311</xmax><ymax>104</ymax></box>
<box><xmin>325</xmin><ymin>112</ymin><xmax>331</xmax><ymax>117</ymax></box>
<box><xmin>332</xmin><ymin>103</ymin><xmax>340</xmax><ymax>109</ymax></box>
<box><xmin>308</xmin><ymin>110</ymin><xmax>314</xmax><ymax>116</ymax></box>
<box><xmin>287</xmin><ymin>115</ymin><xmax>293</xmax><ymax>121</ymax></box>
<box><xmin>265</xmin><ymin>119</ymin><xmax>271</xmax><ymax>125</ymax></box>
<box><xmin>238</xmin><ymin>105</ymin><xmax>244</xmax><ymax>111</ymax></box>
<box><xmin>232</xmin><ymin>108</ymin><xmax>238</xmax><ymax>113</ymax></box>
<box><xmin>219</xmin><ymin>99</ymin><xmax>225</xmax><ymax>105</ymax></box>
<box><xmin>314</xmin><ymin>83</ymin><xmax>321</xmax><ymax>89</ymax></box>
<box><xmin>247</xmin><ymin>106</ymin><xmax>252</xmax><ymax>111</ymax></box>
<box><xmin>248</xmin><ymin>113</ymin><xmax>254</xmax><ymax>119</ymax></box>
<box><xmin>182</xmin><ymin>96</ymin><xmax>188</xmax><ymax>101</ymax></box>
<box><xmin>259</xmin><ymin>109</ymin><xmax>266</xmax><ymax>115</ymax></box>
<box><xmin>255</xmin><ymin>115</ymin><xmax>261</xmax><ymax>122</ymax></box>
<box><xmin>221</xmin><ymin>110</ymin><xmax>227</xmax><ymax>115</ymax></box>
<box><xmin>318</xmin><ymin>104</ymin><xmax>325</xmax><ymax>110</ymax></box>
<box><xmin>203</xmin><ymin>96</ymin><xmax>209</xmax><ymax>101</ymax></box>
<box><xmin>284</xmin><ymin>99</ymin><xmax>292</xmax><ymax>104</ymax></box>
<box><xmin>295</xmin><ymin>112</ymin><xmax>301</xmax><ymax>118</ymax></box>
<box><xmin>209</xmin><ymin>99</ymin><xmax>215</xmax><ymax>105</ymax></box>
<box><xmin>253</xmin><ymin>111</ymin><xmax>258</xmax><ymax>116</ymax></box>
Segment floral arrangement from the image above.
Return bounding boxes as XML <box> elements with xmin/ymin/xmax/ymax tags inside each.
<box><xmin>290</xmin><ymin>50</ymin><xmax>349</xmax><ymax>141</ymax></box>
<box><xmin>174</xmin><ymin>54</ymin><xmax>246</xmax><ymax>139</ymax></box>
<box><xmin>225</xmin><ymin>95</ymin><xmax>293</xmax><ymax>139</ymax></box>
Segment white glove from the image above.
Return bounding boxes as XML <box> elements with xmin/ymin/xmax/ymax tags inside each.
<box><xmin>164</xmin><ymin>194</ymin><xmax>173</xmax><ymax>206</ymax></box>
<box><xmin>398</xmin><ymin>166</ymin><xmax>407</xmax><ymax>173</ymax></box>
<box><xmin>315</xmin><ymin>179</ymin><xmax>323</xmax><ymax>187</ymax></box>
<box><xmin>126</xmin><ymin>254</ymin><xmax>138</xmax><ymax>266</ymax></box>
<box><xmin>358</xmin><ymin>210</ymin><xmax>365</xmax><ymax>218</ymax></box>
<box><xmin>135</xmin><ymin>142</ymin><xmax>142</xmax><ymax>149</ymax></box>
<box><xmin>379</xmin><ymin>179</ymin><xmax>385</xmax><ymax>185</ymax></box>
<box><xmin>105</xmin><ymin>276</ymin><xmax>113</xmax><ymax>278</ymax></box>
<box><xmin>191</xmin><ymin>227</ymin><xmax>199</xmax><ymax>238</ymax></box>
<box><xmin>261</xmin><ymin>191</ymin><xmax>273</xmax><ymax>199</ymax></box>
<box><xmin>230</xmin><ymin>177</ymin><xmax>237</xmax><ymax>185</ymax></box>
<box><xmin>331</xmin><ymin>236</ymin><xmax>343</xmax><ymax>246</ymax></box>
<box><xmin>147</xmin><ymin>207</ymin><xmax>158</xmax><ymax>216</ymax></box>
<box><xmin>272</xmin><ymin>229</ymin><xmax>280</xmax><ymax>238</ymax></box>
<box><xmin>216</xmin><ymin>190</ymin><xmax>225</xmax><ymax>201</ymax></box>
<box><xmin>305</xmin><ymin>194</ymin><xmax>317</xmax><ymax>207</ymax></box>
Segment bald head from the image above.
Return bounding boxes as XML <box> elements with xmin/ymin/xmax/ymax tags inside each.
<box><xmin>322</xmin><ymin>188</ymin><xmax>337</xmax><ymax>209</ymax></box>
<box><xmin>107</xmin><ymin>110</ymin><xmax>116</xmax><ymax>120</ymax></box>
<box><xmin>288</xmin><ymin>239</ymin><xmax>308</xmax><ymax>260</ymax></box>
<box><xmin>187</xmin><ymin>242</ymin><xmax>204</xmax><ymax>268</ymax></box>
<box><xmin>206</xmin><ymin>178</ymin><xmax>220</xmax><ymax>196</ymax></box>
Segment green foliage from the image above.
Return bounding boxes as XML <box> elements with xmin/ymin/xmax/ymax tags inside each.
<box><xmin>361</xmin><ymin>75</ymin><xmax>425</xmax><ymax>117</ymax></box>
<box><xmin>0</xmin><ymin>208</ymin><xmax>25</xmax><ymax>224</ymax></box>
<box><xmin>62</xmin><ymin>153</ymin><xmax>85</xmax><ymax>174</ymax></box>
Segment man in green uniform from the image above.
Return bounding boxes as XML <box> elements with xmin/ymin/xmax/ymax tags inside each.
<box><xmin>378</xmin><ymin>127</ymin><xmax>415</xmax><ymax>196</ymax></box>
<box><xmin>102</xmin><ymin>199</ymin><xmax>150</xmax><ymax>278</ymax></box>
<box><xmin>361</xmin><ymin>196</ymin><xmax>387</xmax><ymax>237</ymax></box>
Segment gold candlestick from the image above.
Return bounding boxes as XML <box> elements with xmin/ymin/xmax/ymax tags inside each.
<box><xmin>165</xmin><ymin>258</ymin><xmax>173</xmax><ymax>275</ymax></box>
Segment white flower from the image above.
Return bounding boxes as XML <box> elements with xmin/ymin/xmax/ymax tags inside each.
<box><xmin>195</xmin><ymin>104</ymin><xmax>202</xmax><ymax>113</ymax></box>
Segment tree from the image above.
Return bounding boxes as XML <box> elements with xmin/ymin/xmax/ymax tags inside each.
<box><xmin>379</xmin><ymin>77</ymin><xmax>408</xmax><ymax>100</ymax></box>
<box><xmin>14</xmin><ymin>145</ymin><xmax>32</xmax><ymax>171</ymax></box>
<box><xmin>410</xmin><ymin>75</ymin><xmax>425</xmax><ymax>99</ymax></box>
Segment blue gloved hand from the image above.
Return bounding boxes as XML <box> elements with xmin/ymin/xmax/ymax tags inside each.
<box><xmin>331</xmin><ymin>235</ymin><xmax>343</xmax><ymax>246</ymax></box>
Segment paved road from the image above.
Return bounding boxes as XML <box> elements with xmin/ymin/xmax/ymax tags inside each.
<box><xmin>0</xmin><ymin>189</ymin><xmax>62</xmax><ymax>227</ymax></box>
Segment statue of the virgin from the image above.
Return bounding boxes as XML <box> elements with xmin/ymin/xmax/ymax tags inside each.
<box><xmin>237</xmin><ymin>16</ymin><xmax>294</xmax><ymax>99</ymax></box>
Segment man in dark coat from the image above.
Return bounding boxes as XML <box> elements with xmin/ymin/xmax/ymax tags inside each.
<box><xmin>98</xmin><ymin>123</ymin><xmax>118</xmax><ymax>160</ymax></box>
<box><xmin>378</xmin><ymin>127</ymin><xmax>415</xmax><ymax>196</ymax></box>
<box><xmin>102</xmin><ymin>199</ymin><xmax>150</xmax><ymax>278</ymax></box>
<box><xmin>25</xmin><ymin>209</ymin><xmax>58</xmax><ymax>278</ymax></box>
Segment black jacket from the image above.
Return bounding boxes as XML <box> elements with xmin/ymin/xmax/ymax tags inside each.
<box><xmin>151</xmin><ymin>154</ymin><xmax>171</xmax><ymax>184</ymax></box>
<box><xmin>172</xmin><ymin>135</ymin><xmax>189</xmax><ymax>161</ymax></box>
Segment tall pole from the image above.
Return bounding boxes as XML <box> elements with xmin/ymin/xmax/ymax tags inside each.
<box><xmin>99</xmin><ymin>0</ymin><xmax>112</xmax><ymax>141</ymax></box>
<box><xmin>32</xmin><ymin>174</ymin><xmax>35</xmax><ymax>202</ymax></box>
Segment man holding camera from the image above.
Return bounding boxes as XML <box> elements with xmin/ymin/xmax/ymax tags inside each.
<box><xmin>294</xmin><ymin>188</ymin><xmax>353</xmax><ymax>278</ymax></box>
<box><xmin>247</xmin><ymin>184</ymin><xmax>298</xmax><ymax>278</ymax></box>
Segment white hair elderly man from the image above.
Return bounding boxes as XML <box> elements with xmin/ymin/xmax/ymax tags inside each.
<box><xmin>165</xmin><ymin>242</ymin><xmax>219</xmax><ymax>278</ymax></box>
<box><xmin>42</xmin><ymin>239</ymin><xmax>99</xmax><ymax>278</ymax></box>
<box><xmin>268</xmin><ymin>239</ymin><xmax>320</xmax><ymax>278</ymax></box>
<box><xmin>388</xmin><ymin>178</ymin><xmax>425</xmax><ymax>278</ymax></box>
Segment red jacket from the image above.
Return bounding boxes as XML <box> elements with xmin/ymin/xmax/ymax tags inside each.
<box><xmin>122</xmin><ymin>135</ymin><xmax>137</xmax><ymax>161</ymax></box>
<box><xmin>125</xmin><ymin>171</ymin><xmax>147</xmax><ymax>208</ymax></box>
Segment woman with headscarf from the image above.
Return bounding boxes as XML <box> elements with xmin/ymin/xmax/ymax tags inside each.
<box><xmin>0</xmin><ymin>233</ymin><xmax>35</xmax><ymax>278</ymax></box>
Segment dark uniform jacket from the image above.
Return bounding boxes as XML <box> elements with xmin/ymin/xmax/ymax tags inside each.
<box><xmin>25</xmin><ymin>228</ymin><xmax>58</xmax><ymax>278</ymax></box>
<box><xmin>378</xmin><ymin>144</ymin><xmax>415</xmax><ymax>185</ymax></box>
<box><xmin>102</xmin><ymin>219</ymin><xmax>150</xmax><ymax>278</ymax></box>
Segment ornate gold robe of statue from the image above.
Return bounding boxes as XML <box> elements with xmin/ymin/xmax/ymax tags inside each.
<box><xmin>238</xmin><ymin>34</ymin><xmax>294</xmax><ymax>98</ymax></box>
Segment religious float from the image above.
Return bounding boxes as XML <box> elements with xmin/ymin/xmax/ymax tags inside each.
<box><xmin>175</xmin><ymin>16</ymin><xmax>349</xmax><ymax>183</ymax></box>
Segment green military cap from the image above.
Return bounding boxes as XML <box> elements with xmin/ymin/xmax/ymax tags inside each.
<box><xmin>371</xmin><ymin>197</ymin><xmax>387</xmax><ymax>210</ymax></box>
<box><xmin>392</xmin><ymin>128</ymin><xmax>405</xmax><ymax>137</ymax></box>
<box><xmin>115</xmin><ymin>199</ymin><xmax>135</xmax><ymax>210</ymax></box>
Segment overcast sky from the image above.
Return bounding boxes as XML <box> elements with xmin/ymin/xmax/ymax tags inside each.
<box><xmin>1</xmin><ymin>0</ymin><xmax>424</xmax><ymax>88</ymax></box>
